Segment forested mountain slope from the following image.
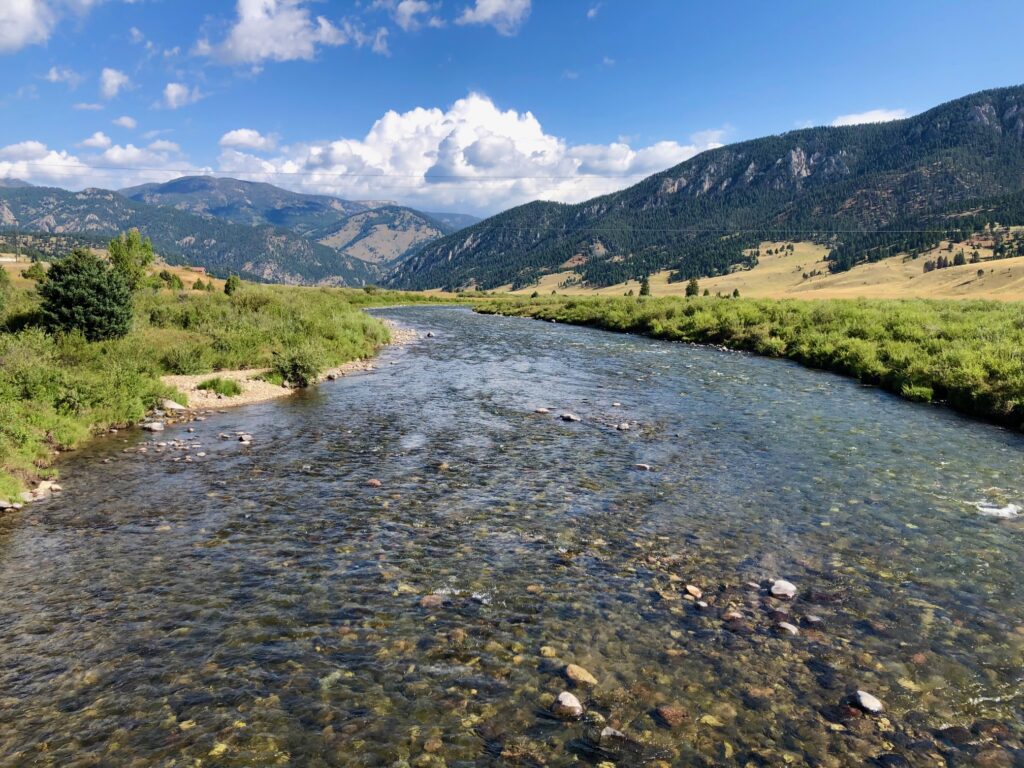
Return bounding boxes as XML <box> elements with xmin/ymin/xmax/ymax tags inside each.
<box><xmin>390</xmin><ymin>85</ymin><xmax>1024</xmax><ymax>290</ymax></box>
<box><xmin>0</xmin><ymin>185</ymin><xmax>377</xmax><ymax>285</ymax></box>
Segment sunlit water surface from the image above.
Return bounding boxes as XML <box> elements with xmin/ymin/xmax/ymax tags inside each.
<box><xmin>2</xmin><ymin>306</ymin><xmax>1023</xmax><ymax>767</ymax></box>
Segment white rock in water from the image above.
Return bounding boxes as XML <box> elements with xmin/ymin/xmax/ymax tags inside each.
<box><xmin>777</xmin><ymin>621</ymin><xmax>800</xmax><ymax>636</ymax></box>
<box><xmin>616</xmin><ymin>422</ymin><xmax>630</xmax><ymax>431</ymax></box>
<box><xmin>535</xmin><ymin>407</ymin><xmax>550</xmax><ymax>414</ymax></box>
<box><xmin>853</xmin><ymin>690</ymin><xmax>884</xmax><ymax>714</ymax></box>
<box><xmin>634</xmin><ymin>463</ymin><xmax>654</xmax><ymax>472</ymax></box>
<box><xmin>560</xmin><ymin>413</ymin><xmax>581</xmax><ymax>422</ymax></box>
<box><xmin>142</xmin><ymin>422</ymin><xmax>165</xmax><ymax>432</ymax></box>
<box><xmin>552</xmin><ymin>691</ymin><xmax>583</xmax><ymax>719</ymax></box>
<box><xmin>771</xmin><ymin>579</ymin><xmax>797</xmax><ymax>599</ymax></box>
<box><xmin>162</xmin><ymin>399</ymin><xmax>187</xmax><ymax>411</ymax></box>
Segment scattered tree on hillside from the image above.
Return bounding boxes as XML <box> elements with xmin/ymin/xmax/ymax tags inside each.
<box><xmin>39</xmin><ymin>249</ymin><xmax>133</xmax><ymax>341</ymax></box>
<box><xmin>685</xmin><ymin>278</ymin><xmax>700</xmax><ymax>297</ymax></box>
<box><xmin>193</xmin><ymin>279</ymin><xmax>206</xmax><ymax>290</ymax></box>
<box><xmin>108</xmin><ymin>229</ymin><xmax>154</xmax><ymax>291</ymax></box>
<box><xmin>733</xmin><ymin>288</ymin><xmax>741</xmax><ymax>298</ymax></box>
<box><xmin>224</xmin><ymin>274</ymin><xmax>242</xmax><ymax>296</ymax></box>
<box><xmin>639</xmin><ymin>275</ymin><xmax>651</xmax><ymax>296</ymax></box>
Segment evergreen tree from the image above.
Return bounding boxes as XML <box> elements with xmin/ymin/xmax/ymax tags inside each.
<box><xmin>224</xmin><ymin>274</ymin><xmax>242</xmax><ymax>296</ymax></box>
<box><xmin>40</xmin><ymin>249</ymin><xmax>133</xmax><ymax>341</ymax></box>
<box><xmin>639</xmin><ymin>275</ymin><xmax>651</xmax><ymax>296</ymax></box>
<box><xmin>108</xmin><ymin>229</ymin><xmax>154</xmax><ymax>291</ymax></box>
<box><xmin>685</xmin><ymin>278</ymin><xmax>700</xmax><ymax>297</ymax></box>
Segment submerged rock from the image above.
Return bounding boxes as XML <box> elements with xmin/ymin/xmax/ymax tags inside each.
<box><xmin>634</xmin><ymin>463</ymin><xmax>654</xmax><ymax>472</ymax></box>
<box><xmin>685</xmin><ymin>584</ymin><xmax>703</xmax><ymax>599</ymax></box>
<box><xmin>776</xmin><ymin>621</ymin><xmax>800</xmax><ymax>636</ymax></box>
<box><xmin>653</xmin><ymin>705</ymin><xmax>688</xmax><ymax>728</ymax></box>
<box><xmin>535</xmin><ymin>408</ymin><xmax>550</xmax><ymax>414</ymax></box>
<box><xmin>552</xmin><ymin>691</ymin><xmax>584</xmax><ymax>719</ymax></box>
<box><xmin>419</xmin><ymin>594</ymin><xmax>445</xmax><ymax>609</ymax></box>
<box><xmin>565</xmin><ymin>663</ymin><xmax>598</xmax><ymax>686</ymax></box>
<box><xmin>851</xmin><ymin>690</ymin><xmax>884</xmax><ymax>714</ymax></box>
<box><xmin>560</xmin><ymin>413</ymin><xmax>581</xmax><ymax>422</ymax></box>
<box><xmin>142</xmin><ymin>422</ymin><xmax>165</xmax><ymax>432</ymax></box>
<box><xmin>367</xmin><ymin>479</ymin><xmax>383</xmax><ymax>488</ymax></box>
<box><xmin>616</xmin><ymin>422</ymin><xmax>630</xmax><ymax>431</ymax></box>
<box><xmin>771</xmin><ymin>579</ymin><xmax>797</xmax><ymax>599</ymax></box>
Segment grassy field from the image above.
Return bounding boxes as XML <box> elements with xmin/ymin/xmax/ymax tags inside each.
<box><xmin>0</xmin><ymin>273</ymin><xmax>461</xmax><ymax>503</ymax></box>
<box><xmin>477</xmin><ymin>294</ymin><xmax>1024</xmax><ymax>432</ymax></box>
<box><xmin>497</xmin><ymin>235</ymin><xmax>1024</xmax><ymax>301</ymax></box>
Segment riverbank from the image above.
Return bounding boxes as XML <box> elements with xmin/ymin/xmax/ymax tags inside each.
<box><xmin>160</xmin><ymin>322</ymin><xmax>419</xmax><ymax>410</ymax></box>
<box><xmin>477</xmin><ymin>295</ymin><xmax>1024</xmax><ymax>432</ymax></box>
<box><xmin>0</xmin><ymin>281</ymin><xmax>452</xmax><ymax>505</ymax></box>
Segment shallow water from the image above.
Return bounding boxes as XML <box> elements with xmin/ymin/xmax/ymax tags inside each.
<box><xmin>2</xmin><ymin>306</ymin><xmax>1024</xmax><ymax>767</ymax></box>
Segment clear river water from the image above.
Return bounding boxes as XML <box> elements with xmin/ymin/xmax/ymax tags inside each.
<box><xmin>2</xmin><ymin>306</ymin><xmax>1023</xmax><ymax>767</ymax></box>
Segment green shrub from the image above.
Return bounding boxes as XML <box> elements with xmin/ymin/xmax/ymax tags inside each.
<box><xmin>158</xmin><ymin>270</ymin><xmax>185</xmax><ymax>290</ymax></box>
<box><xmin>21</xmin><ymin>261</ymin><xmax>48</xmax><ymax>284</ymax></box>
<box><xmin>197</xmin><ymin>377</ymin><xmax>243</xmax><ymax>397</ymax></box>
<box><xmin>272</xmin><ymin>347</ymin><xmax>322</xmax><ymax>388</ymax></box>
<box><xmin>224</xmin><ymin>274</ymin><xmax>242</xmax><ymax>296</ymax></box>
<box><xmin>161</xmin><ymin>344</ymin><xmax>212</xmax><ymax>374</ymax></box>
<box><xmin>39</xmin><ymin>249</ymin><xmax>133</xmax><ymax>341</ymax></box>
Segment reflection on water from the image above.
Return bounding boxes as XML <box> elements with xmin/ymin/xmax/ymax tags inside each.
<box><xmin>1</xmin><ymin>306</ymin><xmax>1023</xmax><ymax>766</ymax></box>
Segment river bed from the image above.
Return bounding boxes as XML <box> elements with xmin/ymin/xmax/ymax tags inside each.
<box><xmin>1</xmin><ymin>306</ymin><xmax>1023</xmax><ymax>766</ymax></box>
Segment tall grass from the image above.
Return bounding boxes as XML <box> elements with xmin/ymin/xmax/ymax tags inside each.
<box><xmin>477</xmin><ymin>295</ymin><xmax>1024</xmax><ymax>431</ymax></box>
<box><xmin>0</xmin><ymin>283</ymin><xmax>457</xmax><ymax>501</ymax></box>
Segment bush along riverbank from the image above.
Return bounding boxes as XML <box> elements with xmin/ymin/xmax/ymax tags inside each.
<box><xmin>0</xmin><ymin>236</ymin><xmax>463</xmax><ymax>505</ymax></box>
<box><xmin>476</xmin><ymin>295</ymin><xmax>1024</xmax><ymax>432</ymax></box>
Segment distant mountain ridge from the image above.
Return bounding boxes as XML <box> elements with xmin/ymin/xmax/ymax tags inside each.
<box><xmin>0</xmin><ymin>176</ymin><xmax>479</xmax><ymax>285</ymax></box>
<box><xmin>120</xmin><ymin>175</ymin><xmax>477</xmax><ymax>270</ymax></box>
<box><xmin>389</xmin><ymin>85</ymin><xmax>1024</xmax><ymax>291</ymax></box>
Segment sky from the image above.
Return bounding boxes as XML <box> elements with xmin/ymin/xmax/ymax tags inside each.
<box><xmin>1</xmin><ymin>0</ymin><xmax>1022</xmax><ymax>216</ymax></box>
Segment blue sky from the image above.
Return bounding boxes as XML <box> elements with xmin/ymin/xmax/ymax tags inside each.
<box><xmin>2</xmin><ymin>0</ymin><xmax>1022</xmax><ymax>214</ymax></box>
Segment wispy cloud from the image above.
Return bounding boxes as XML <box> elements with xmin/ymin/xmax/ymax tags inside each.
<box><xmin>831</xmin><ymin>108</ymin><xmax>909</xmax><ymax>126</ymax></box>
<box><xmin>456</xmin><ymin>0</ymin><xmax>530</xmax><ymax>36</ymax></box>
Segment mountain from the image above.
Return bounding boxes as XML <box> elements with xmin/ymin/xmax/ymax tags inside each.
<box><xmin>0</xmin><ymin>185</ymin><xmax>377</xmax><ymax>285</ymax></box>
<box><xmin>389</xmin><ymin>85</ymin><xmax>1024</xmax><ymax>291</ymax></box>
<box><xmin>121</xmin><ymin>176</ymin><xmax>470</xmax><ymax>268</ymax></box>
<box><xmin>0</xmin><ymin>178</ymin><xmax>33</xmax><ymax>189</ymax></box>
<box><xmin>423</xmin><ymin>211</ymin><xmax>481</xmax><ymax>231</ymax></box>
<box><xmin>120</xmin><ymin>176</ymin><xmax>366</xmax><ymax>235</ymax></box>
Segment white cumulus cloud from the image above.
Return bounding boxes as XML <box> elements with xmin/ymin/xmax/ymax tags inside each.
<box><xmin>44</xmin><ymin>65</ymin><xmax>82</xmax><ymax>87</ymax></box>
<box><xmin>100</xmin><ymin>67</ymin><xmax>130</xmax><ymax>99</ymax></box>
<box><xmin>163</xmin><ymin>82</ymin><xmax>202</xmax><ymax>109</ymax></box>
<box><xmin>215</xmin><ymin>93</ymin><xmax>720</xmax><ymax>215</ymax></box>
<box><xmin>113</xmin><ymin>115</ymin><xmax>137</xmax><ymax>129</ymax></box>
<box><xmin>831</xmin><ymin>108</ymin><xmax>910</xmax><ymax>126</ymax></box>
<box><xmin>219</xmin><ymin>128</ymin><xmax>277</xmax><ymax>151</ymax></box>
<box><xmin>456</xmin><ymin>0</ymin><xmax>530</xmax><ymax>35</ymax></box>
<box><xmin>78</xmin><ymin>131</ymin><xmax>112</xmax><ymax>149</ymax></box>
<box><xmin>199</xmin><ymin>0</ymin><xmax>388</xmax><ymax>65</ymax></box>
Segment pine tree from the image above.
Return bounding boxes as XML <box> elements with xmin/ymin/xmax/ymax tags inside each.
<box><xmin>40</xmin><ymin>249</ymin><xmax>133</xmax><ymax>341</ymax></box>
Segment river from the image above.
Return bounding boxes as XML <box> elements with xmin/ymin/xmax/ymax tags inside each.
<box><xmin>1</xmin><ymin>306</ymin><xmax>1023</xmax><ymax>766</ymax></box>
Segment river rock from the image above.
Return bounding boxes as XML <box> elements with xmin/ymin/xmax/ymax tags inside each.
<box><xmin>560</xmin><ymin>413</ymin><xmax>581</xmax><ymax>422</ymax></box>
<box><xmin>565</xmin><ymin>664</ymin><xmax>598</xmax><ymax>686</ymax></box>
<box><xmin>776</xmin><ymin>621</ymin><xmax>800</xmax><ymax>636</ymax></box>
<box><xmin>634</xmin><ymin>463</ymin><xmax>654</xmax><ymax>472</ymax></box>
<box><xmin>419</xmin><ymin>594</ymin><xmax>445</xmax><ymax>609</ymax></box>
<box><xmin>535</xmin><ymin>408</ymin><xmax>550</xmax><ymax>414</ymax></box>
<box><xmin>616</xmin><ymin>422</ymin><xmax>630</xmax><ymax>431</ymax></box>
<box><xmin>771</xmin><ymin>579</ymin><xmax>797</xmax><ymax>599</ymax></box>
<box><xmin>599</xmin><ymin>726</ymin><xmax>626</xmax><ymax>743</ymax></box>
<box><xmin>851</xmin><ymin>690</ymin><xmax>884</xmax><ymax>714</ymax></box>
<box><xmin>552</xmin><ymin>691</ymin><xmax>584</xmax><ymax>719</ymax></box>
<box><xmin>367</xmin><ymin>479</ymin><xmax>383</xmax><ymax>488</ymax></box>
<box><xmin>142</xmin><ymin>421</ymin><xmax>165</xmax><ymax>432</ymax></box>
<box><xmin>161</xmin><ymin>399</ymin><xmax>187</xmax><ymax>412</ymax></box>
<box><xmin>653</xmin><ymin>705</ymin><xmax>688</xmax><ymax>728</ymax></box>
<box><xmin>685</xmin><ymin>584</ymin><xmax>702</xmax><ymax>599</ymax></box>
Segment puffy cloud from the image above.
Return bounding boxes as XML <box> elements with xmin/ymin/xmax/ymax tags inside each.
<box><xmin>0</xmin><ymin>136</ymin><xmax>203</xmax><ymax>189</ymax></box>
<box><xmin>199</xmin><ymin>0</ymin><xmax>388</xmax><ymax>65</ymax></box>
<box><xmin>214</xmin><ymin>93</ymin><xmax>720</xmax><ymax>214</ymax></box>
<box><xmin>113</xmin><ymin>115</ymin><xmax>137</xmax><ymax>129</ymax></box>
<box><xmin>0</xmin><ymin>0</ymin><xmax>106</xmax><ymax>53</ymax></box>
<box><xmin>219</xmin><ymin>128</ymin><xmax>276</xmax><ymax>151</ymax></box>
<box><xmin>78</xmin><ymin>131</ymin><xmax>112</xmax><ymax>149</ymax></box>
<box><xmin>374</xmin><ymin>0</ymin><xmax>443</xmax><ymax>31</ymax></box>
<box><xmin>44</xmin><ymin>65</ymin><xmax>82</xmax><ymax>87</ymax></box>
<box><xmin>163</xmin><ymin>82</ymin><xmax>202</xmax><ymax>109</ymax></box>
<box><xmin>100</xmin><ymin>67</ymin><xmax>130</xmax><ymax>99</ymax></box>
<box><xmin>456</xmin><ymin>0</ymin><xmax>530</xmax><ymax>35</ymax></box>
<box><xmin>831</xmin><ymin>108</ymin><xmax>910</xmax><ymax>126</ymax></box>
